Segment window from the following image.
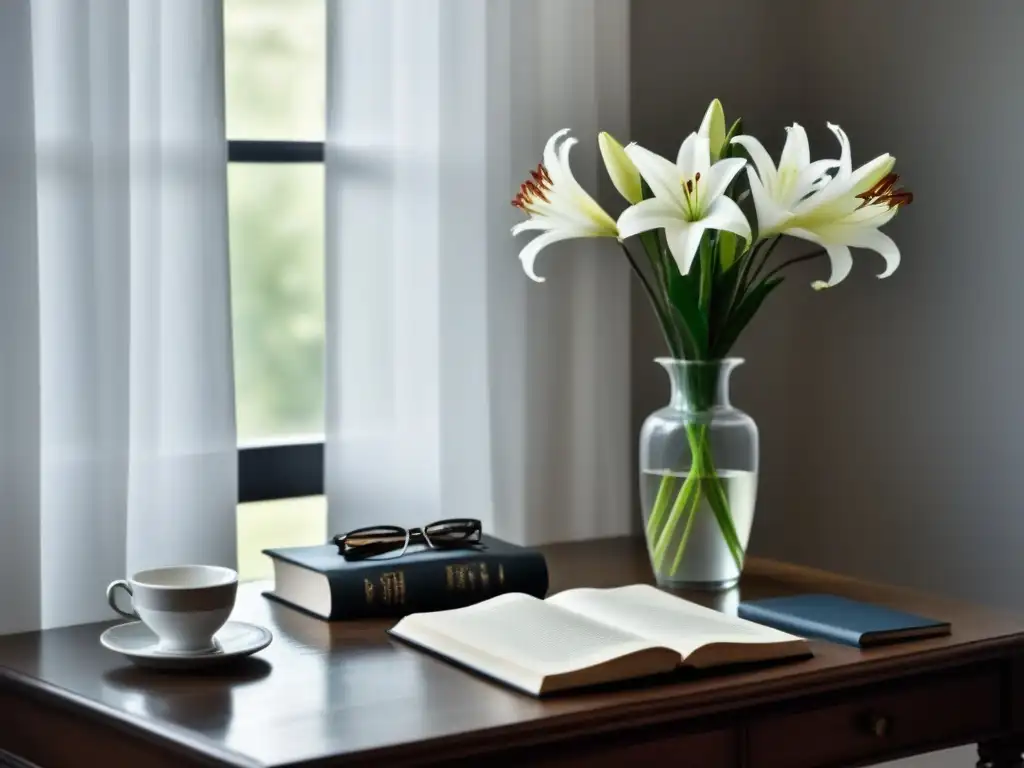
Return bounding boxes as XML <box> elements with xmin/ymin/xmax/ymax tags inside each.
<box><xmin>225</xmin><ymin>0</ymin><xmax>328</xmax><ymax>579</ymax></box>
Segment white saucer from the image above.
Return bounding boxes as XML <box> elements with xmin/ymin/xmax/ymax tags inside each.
<box><xmin>100</xmin><ymin>620</ymin><xmax>273</xmax><ymax>670</ymax></box>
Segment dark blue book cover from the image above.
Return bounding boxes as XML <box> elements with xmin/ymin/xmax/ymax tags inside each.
<box><xmin>264</xmin><ymin>534</ymin><xmax>549</xmax><ymax>620</ymax></box>
<box><xmin>738</xmin><ymin>594</ymin><xmax>950</xmax><ymax>648</ymax></box>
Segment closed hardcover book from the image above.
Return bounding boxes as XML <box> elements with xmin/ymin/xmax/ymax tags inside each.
<box><xmin>737</xmin><ymin>594</ymin><xmax>951</xmax><ymax>648</ymax></box>
<box><xmin>263</xmin><ymin>535</ymin><xmax>549</xmax><ymax>620</ymax></box>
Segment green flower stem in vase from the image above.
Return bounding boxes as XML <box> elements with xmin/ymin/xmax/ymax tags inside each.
<box><xmin>646</xmin><ymin>425</ymin><xmax>744</xmax><ymax>577</ymax></box>
<box><xmin>639</xmin><ymin>358</ymin><xmax>756</xmax><ymax>589</ymax></box>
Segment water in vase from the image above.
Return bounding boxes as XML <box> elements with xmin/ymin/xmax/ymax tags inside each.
<box><xmin>640</xmin><ymin>469</ymin><xmax>758</xmax><ymax>589</ymax></box>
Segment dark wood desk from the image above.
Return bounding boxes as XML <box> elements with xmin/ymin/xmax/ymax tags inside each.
<box><xmin>1</xmin><ymin>537</ymin><xmax>1023</xmax><ymax>768</ymax></box>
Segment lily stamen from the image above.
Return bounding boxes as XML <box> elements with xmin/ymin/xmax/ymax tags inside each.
<box><xmin>512</xmin><ymin>163</ymin><xmax>554</xmax><ymax>211</ymax></box>
<box><xmin>681</xmin><ymin>172</ymin><xmax>703</xmax><ymax>218</ymax></box>
<box><xmin>855</xmin><ymin>172</ymin><xmax>913</xmax><ymax>211</ymax></box>
<box><xmin>886</xmin><ymin>191</ymin><xmax>913</xmax><ymax>208</ymax></box>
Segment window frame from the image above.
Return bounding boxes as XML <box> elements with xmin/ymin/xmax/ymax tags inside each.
<box><xmin>229</xmin><ymin>138</ymin><xmax>326</xmax><ymax>503</ymax></box>
<box><xmin>228</xmin><ymin>140</ymin><xmax>324</xmax><ymax>164</ymax></box>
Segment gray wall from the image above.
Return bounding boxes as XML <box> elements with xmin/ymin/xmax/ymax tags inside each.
<box><xmin>631</xmin><ymin>1</ymin><xmax>1024</xmax><ymax>765</ymax></box>
<box><xmin>779</xmin><ymin>0</ymin><xmax>1024</xmax><ymax>606</ymax></box>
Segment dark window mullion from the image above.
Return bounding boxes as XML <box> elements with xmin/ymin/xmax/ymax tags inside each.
<box><xmin>239</xmin><ymin>442</ymin><xmax>324</xmax><ymax>503</ymax></box>
<box><xmin>228</xmin><ymin>139</ymin><xmax>324</xmax><ymax>163</ymax></box>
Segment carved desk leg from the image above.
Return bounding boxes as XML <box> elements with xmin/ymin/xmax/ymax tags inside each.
<box><xmin>978</xmin><ymin>737</ymin><xmax>1024</xmax><ymax>768</ymax></box>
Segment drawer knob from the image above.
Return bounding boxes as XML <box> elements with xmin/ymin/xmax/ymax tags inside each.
<box><xmin>869</xmin><ymin>714</ymin><xmax>890</xmax><ymax>738</ymax></box>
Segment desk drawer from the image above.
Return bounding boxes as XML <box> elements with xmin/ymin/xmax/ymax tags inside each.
<box><xmin>494</xmin><ymin>726</ymin><xmax>737</xmax><ymax>767</ymax></box>
<box><xmin>748</xmin><ymin>665</ymin><xmax>1002</xmax><ymax>768</ymax></box>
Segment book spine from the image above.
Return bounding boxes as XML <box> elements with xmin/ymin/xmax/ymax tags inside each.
<box><xmin>737</xmin><ymin>604</ymin><xmax>864</xmax><ymax>647</ymax></box>
<box><xmin>326</xmin><ymin>550</ymin><xmax>549</xmax><ymax>620</ymax></box>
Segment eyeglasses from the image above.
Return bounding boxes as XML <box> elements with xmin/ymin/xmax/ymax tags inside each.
<box><xmin>332</xmin><ymin>518</ymin><xmax>483</xmax><ymax>560</ymax></box>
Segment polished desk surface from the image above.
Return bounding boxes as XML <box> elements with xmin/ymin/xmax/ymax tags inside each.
<box><xmin>2</xmin><ymin>537</ymin><xmax>1024</xmax><ymax>767</ymax></box>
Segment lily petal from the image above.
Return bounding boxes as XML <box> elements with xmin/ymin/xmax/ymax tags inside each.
<box><xmin>625</xmin><ymin>143</ymin><xmax>683</xmax><ymax>211</ymax></box>
<box><xmin>730</xmin><ymin>135</ymin><xmax>778</xmax><ymax>189</ymax></box>
<box><xmin>779</xmin><ymin>124</ymin><xmax>811</xmax><ymax>170</ymax></box>
<box><xmin>745</xmin><ymin>168</ymin><xmax>790</xmax><ymax>235</ymax></box>
<box><xmin>551</xmin><ymin>135</ymin><xmax>617</xmax><ymax>233</ymax></box>
<box><xmin>665</xmin><ymin>221</ymin><xmax>706</xmax><ymax>275</ymax></box>
<box><xmin>676</xmin><ymin>133</ymin><xmax>710</xmax><ymax>181</ymax></box>
<box><xmin>850</xmin><ymin>153</ymin><xmax>896</xmax><ymax>195</ymax></box>
<box><xmin>846</xmin><ymin>228</ymin><xmax>900</xmax><ymax>279</ymax></box>
<box><xmin>511</xmin><ymin>219</ymin><xmax>556</xmax><ymax>236</ymax></box>
<box><xmin>518</xmin><ymin>229</ymin><xmax>586</xmax><ymax>283</ymax></box>
<box><xmin>812</xmin><ymin>243</ymin><xmax>854</xmax><ymax>290</ymax></box>
<box><xmin>543</xmin><ymin>128</ymin><xmax>571</xmax><ymax>188</ymax></box>
<box><xmin>841</xmin><ymin>201</ymin><xmax>899</xmax><ymax>229</ymax></box>
<box><xmin>556</xmin><ymin>135</ymin><xmax>580</xmax><ymax>176</ymax></box>
<box><xmin>795</xmin><ymin>158</ymin><xmax>840</xmax><ymax>195</ymax></box>
<box><xmin>827</xmin><ymin>123</ymin><xmax>852</xmax><ymax>178</ymax></box>
<box><xmin>784</xmin><ymin>226</ymin><xmax>825</xmax><ymax>249</ymax></box>
<box><xmin>795</xmin><ymin>152</ymin><xmax>894</xmax><ymax>214</ymax></box>
<box><xmin>701</xmin><ymin>195</ymin><xmax>752</xmax><ymax>243</ymax></box>
<box><xmin>617</xmin><ymin>198</ymin><xmax>684</xmax><ymax>239</ymax></box>
<box><xmin>701</xmin><ymin>157</ymin><xmax>746</xmax><ymax>204</ymax></box>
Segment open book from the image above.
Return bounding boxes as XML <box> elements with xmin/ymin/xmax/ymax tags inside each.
<box><xmin>389</xmin><ymin>584</ymin><xmax>811</xmax><ymax>696</ymax></box>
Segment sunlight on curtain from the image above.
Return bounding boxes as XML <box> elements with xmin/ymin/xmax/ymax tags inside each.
<box><xmin>324</xmin><ymin>0</ymin><xmax>632</xmax><ymax>545</ymax></box>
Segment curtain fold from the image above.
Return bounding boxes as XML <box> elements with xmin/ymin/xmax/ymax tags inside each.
<box><xmin>0</xmin><ymin>0</ymin><xmax>236</xmax><ymax>634</ymax></box>
<box><xmin>325</xmin><ymin>0</ymin><xmax>632</xmax><ymax>545</ymax></box>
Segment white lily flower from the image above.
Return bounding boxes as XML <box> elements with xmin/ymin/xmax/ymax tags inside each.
<box><xmin>774</xmin><ymin>124</ymin><xmax>912</xmax><ymax>289</ymax></box>
<box><xmin>617</xmin><ymin>133</ymin><xmax>751</xmax><ymax>275</ymax></box>
<box><xmin>730</xmin><ymin>123</ymin><xmax>839</xmax><ymax>236</ymax></box>
<box><xmin>512</xmin><ymin>128</ymin><xmax>618</xmax><ymax>282</ymax></box>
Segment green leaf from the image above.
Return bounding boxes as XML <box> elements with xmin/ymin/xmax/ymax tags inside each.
<box><xmin>667</xmin><ymin>273</ymin><xmax>709</xmax><ymax>359</ymax></box>
<box><xmin>718</xmin><ymin>231</ymin><xmax>738</xmax><ymax>271</ymax></box>
<box><xmin>638</xmin><ymin>230</ymin><xmax>666</xmax><ymax>288</ymax></box>
<box><xmin>698</xmin><ymin>235</ymin><xmax>714</xmax><ymax>316</ymax></box>
<box><xmin>711</xmin><ymin>276</ymin><xmax>784</xmax><ymax>358</ymax></box>
<box><xmin>661</xmin><ymin>234</ymin><xmax>710</xmax><ymax>359</ymax></box>
<box><xmin>723</xmin><ymin>117</ymin><xmax>743</xmax><ymax>149</ymax></box>
<box><xmin>632</xmin><ymin>179</ymin><xmax>687</xmax><ymax>358</ymax></box>
<box><xmin>708</xmin><ymin>259</ymin><xmax>744</xmax><ymax>348</ymax></box>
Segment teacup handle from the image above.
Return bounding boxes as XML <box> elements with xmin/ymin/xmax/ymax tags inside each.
<box><xmin>106</xmin><ymin>580</ymin><xmax>139</xmax><ymax>620</ymax></box>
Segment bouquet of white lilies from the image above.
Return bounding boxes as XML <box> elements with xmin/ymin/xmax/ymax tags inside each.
<box><xmin>511</xmin><ymin>99</ymin><xmax>912</xmax><ymax>580</ymax></box>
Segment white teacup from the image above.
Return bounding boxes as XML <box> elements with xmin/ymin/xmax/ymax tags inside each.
<box><xmin>106</xmin><ymin>565</ymin><xmax>238</xmax><ymax>654</ymax></box>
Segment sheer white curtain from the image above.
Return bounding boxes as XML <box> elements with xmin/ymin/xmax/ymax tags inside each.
<box><xmin>0</xmin><ymin>0</ymin><xmax>236</xmax><ymax>634</ymax></box>
<box><xmin>325</xmin><ymin>0</ymin><xmax>632</xmax><ymax>544</ymax></box>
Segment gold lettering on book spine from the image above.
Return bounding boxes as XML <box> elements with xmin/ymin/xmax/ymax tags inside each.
<box><xmin>364</xmin><ymin>573</ymin><xmax>406</xmax><ymax>607</ymax></box>
<box><xmin>379</xmin><ymin>571</ymin><xmax>407</xmax><ymax>606</ymax></box>
<box><xmin>445</xmin><ymin>564</ymin><xmax>470</xmax><ymax>591</ymax></box>
<box><xmin>479</xmin><ymin>563</ymin><xmax>490</xmax><ymax>588</ymax></box>
<box><xmin>444</xmin><ymin>562</ymin><xmax>505</xmax><ymax>594</ymax></box>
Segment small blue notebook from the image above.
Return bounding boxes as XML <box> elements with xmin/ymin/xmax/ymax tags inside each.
<box><xmin>738</xmin><ymin>594</ymin><xmax>951</xmax><ymax>648</ymax></box>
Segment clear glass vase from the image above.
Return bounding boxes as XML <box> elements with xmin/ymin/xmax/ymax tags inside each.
<box><xmin>639</xmin><ymin>358</ymin><xmax>758</xmax><ymax>590</ymax></box>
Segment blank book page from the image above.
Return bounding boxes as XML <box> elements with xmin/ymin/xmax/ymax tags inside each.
<box><xmin>404</xmin><ymin>593</ymin><xmax>660</xmax><ymax>675</ymax></box>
